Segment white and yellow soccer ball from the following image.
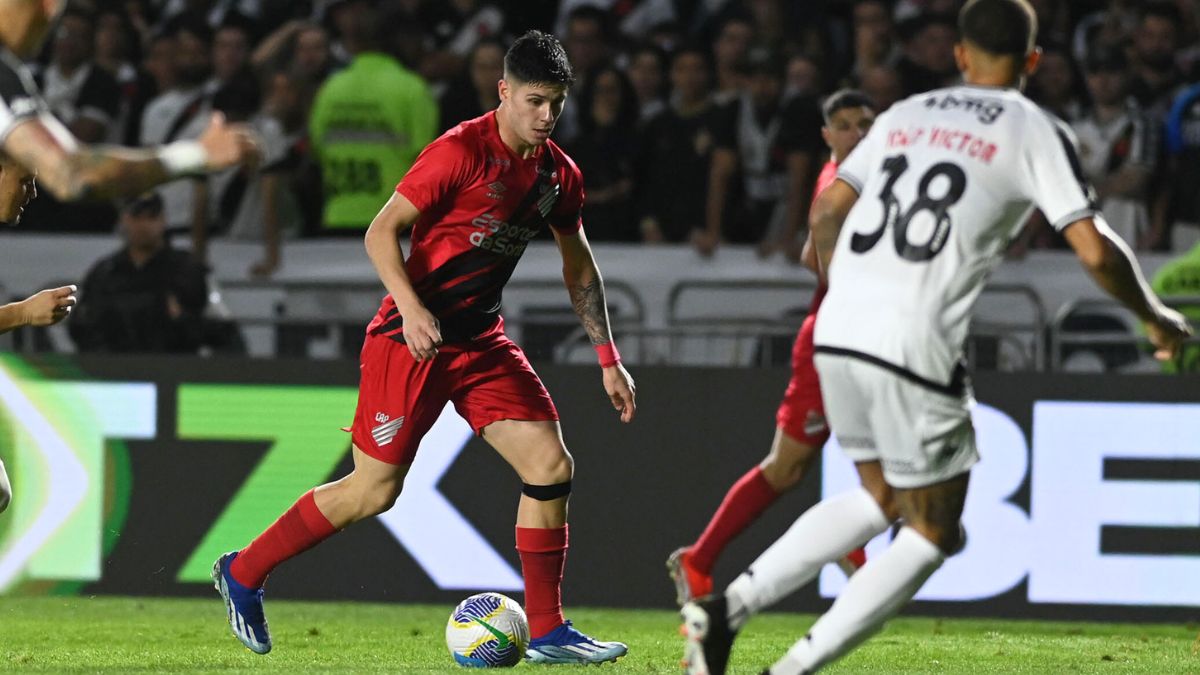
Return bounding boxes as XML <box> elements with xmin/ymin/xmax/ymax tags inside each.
<box><xmin>445</xmin><ymin>592</ymin><xmax>530</xmax><ymax>668</ymax></box>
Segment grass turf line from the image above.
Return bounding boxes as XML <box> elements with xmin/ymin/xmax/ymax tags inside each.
<box><xmin>0</xmin><ymin>597</ymin><xmax>1195</xmax><ymax>673</ymax></box>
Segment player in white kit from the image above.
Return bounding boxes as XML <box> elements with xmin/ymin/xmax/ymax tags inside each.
<box><xmin>679</xmin><ymin>1</ymin><xmax>1193</xmax><ymax>673</ymax></box>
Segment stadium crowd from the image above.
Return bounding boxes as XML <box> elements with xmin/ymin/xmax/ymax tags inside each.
<box><xmin>8</xmin><ymin>0</ymin><xmax>1200</xmax><ymax>265</ymax></box>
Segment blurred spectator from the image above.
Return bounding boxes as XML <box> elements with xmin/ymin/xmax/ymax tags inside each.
<box><xmin>195</xmin><ymin>74</ymin><xmax>300</xmax><ymax>277</ymax></box>
<box><xmin>251</xmin><ymin>21</ymin><xmax>335</xmax><ymax>84</ymax></box>
<box><xmin>1071</xmin><ymin>0</ymin><xmax>1139</xmax><ymax>64</ymax></box>
<box><xmin>710</xmin><ymin>14</ymin><xmax>753</xmax><ymax>104</ymax></box>
<box><xmin>895</xmin><ymin>12</ymin><xmax>958</xmax><ymax>97</ymax></box>
<box><xmin>19</xmin><ymin>8</ymin><xmax>121</xmax><ymax>232</ymax></box>
<box><xmin>418</xmin><ymin>0</ymin><xmax>504</xmax><ymax>90</ymax></box>
<box><xmin>555</xmin><ymin>5</ymin><xmax>614</xmax><ymax>145</ymax></box>
<box><xmin>324</xmin><ymin>0</ymin><xmax>370</xmax><ymax>67</ymax></box>
<box><xmin>858</xmin><ymin>64</ymin><xmax>903</xmax><ymax>112</ymax></box>
<box><xmin>1157</xmin><ymin>82</ymin><xmax>1200</xmax><ymax>252</ymax></box>
<box><xmin>1028</xmin><ymin>45</ymin><xmax>1085</xmax><ymax>122</ymax></box>
<box><xmin>553</xmin><ymin>0</ymin><xmax>677</xmax><ymax>41</ymax></box>
<box><xmin>849</xmin><ymin>0</ymin><xmax>899</xmax><ymax>78</ymax></box>
<box><xmin>1130</xmin><ymin>2</ymin><xmax>1184</xmax><ymax>121</ymax></box>
<box><xmin>635</xmin><ymin>44</ymin><xmax>716</xmax><ymax>243</ymax></box>
<box><xmin>1071</xmin><ymin>47</ymin><xmax>1158</xmax><ymax>248</ymax></box>
<box><xmin>210</xmin><ymin>13</ymin><xmax>256</xmax><ymax>91</ymax></box>
<box><xmin>626</xmin><ymin>43</ymin><xmax>667</xmax><ymax>123</ymax></box>
<box><xmin>38</xmin><ymin>9</ymin><xmax>121</xmax><ymax>144</ymax></box>
<box><xmin>139</xmin><ymin>17</ymin><xmax>215</xmax><ymax>234</ymax></box>
<box><xmin>308</xmin><ymin>3</ymin><xmax>436</xmax><ymax>233</ymax></box>
<box><xmin>568</xmin><ymin>64</ymin><xmax>640</xmax><ymax>241</ymax></box>
<box><xmin>93</xmin><ymin>8</ymin><xmax>143</xmax><ymax>143</ymax></box>
<box><xmin>69</xmin><ymin>192</ymin><xmax>210</xmax><ymax>354</ymax></box>
<box><xmin>784</xmin><ymin>53</ymin><xmax>821</xmax><ymax>101</ymax></box>
<box><xmin>158</xmin><ymin>0</ymin><xmax>262</xmax><ymax>29</ymax></box>
<box><xmin>438</xmin><ymin>38</ymin><xmax>505</xmax><ymax>133</ymax></box>
<box><xmin>1150</xmin><ymin>241</ymin><xmax>1200</xmax><ymax>372</ymax></box>
<box><xmin>699</xmin><ymin>48</ymin><xmax>823</xmax><ymax>257</ymax></box>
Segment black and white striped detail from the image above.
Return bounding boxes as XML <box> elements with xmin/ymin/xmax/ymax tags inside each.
<box><xmin>371</xmin><ymin>416</ymin><xmax>405</xmax><ymax>446</ymax></box>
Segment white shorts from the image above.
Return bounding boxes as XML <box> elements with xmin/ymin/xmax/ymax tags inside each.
<box><xmin>814</xmin><ymin>351</ymin><xmax>979</xmax><ymax>489</ymax></box>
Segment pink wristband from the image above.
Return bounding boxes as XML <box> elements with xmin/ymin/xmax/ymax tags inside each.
<box><xmin>594</xmin><ymin>342</ymin><xmax>621</xmax><ymax>368</ymax></box>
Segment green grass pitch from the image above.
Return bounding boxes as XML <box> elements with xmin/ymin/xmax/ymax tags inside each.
<box><xmin>1</xmin><ymin>597</ymin><xmax>1196</xmax><ymax>673</ymax></box>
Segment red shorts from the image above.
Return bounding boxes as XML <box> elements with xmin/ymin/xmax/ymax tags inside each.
<box><xmin>350</xmin><ymin>324</ymin><xmax>559</xmax><ymax>465</ymax></box>
<box><xmin>775</xmin><ymin>313</ymin><xmax>830</xmax><ymax>446</ymax></box>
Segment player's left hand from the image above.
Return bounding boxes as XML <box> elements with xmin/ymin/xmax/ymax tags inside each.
<box><xmin>1146</xmin><ymin>305</ymin><xmax>1193</xmax><ymax>361</ymax></box>
<box><xmin>199</xmin><ymin>112</ymin><xmax>262</xmax><ymax>171</ymax></box>
<box><xmin>602</xmin><ymin>363</ymin><xmax>636</xmax><ymax>423</ymax></box>
<box><xmin>19</xmin><ymin>285</ymin><xmax>76</xmax><ymax>327</ymax></box>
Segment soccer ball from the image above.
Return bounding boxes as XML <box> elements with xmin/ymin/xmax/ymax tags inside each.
<box><xmin>445</xmin><ymin>592</ymin><xmax>530</xmax><ymax>668</ymax></box>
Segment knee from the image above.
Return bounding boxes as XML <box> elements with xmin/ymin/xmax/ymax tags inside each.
<box><xmin>907</xmin><ymin>520</ymin><xmax>964</xmax><ymax>555</ymax></box>
<box><xmin>760</xmin><ymin>453</ymin><xmax>809</xmax><ymax>491</ymax></box>
<box><xmin>530</xmin><ymin>449</ymin><xmax>574</xmax><ymax>485</ymax></box>
<box><xmin>351</xmin><ymin>476</ymin><xmax>404</xmax><ymax>518</ymax></box>
<box><xmin>864</xmin><ymin>483</ymin><xmax>900</xmax><ymax>522</ymax></box>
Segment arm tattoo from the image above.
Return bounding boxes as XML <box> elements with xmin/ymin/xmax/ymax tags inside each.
<box><xmin>568</xmin><ymin>278</ymin><xmax>612</xmax><ymax>345</ymax></box>
<box><xmin>62</xmin><ymin>147</ymin><xmax>173</xmax><ymax>201</ymax></box>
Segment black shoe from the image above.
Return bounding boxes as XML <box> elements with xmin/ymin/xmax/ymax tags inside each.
<box><xmin>680</xmin><ymin>595</ymin><xmax>736</xmax><ymax>675</ymax></box>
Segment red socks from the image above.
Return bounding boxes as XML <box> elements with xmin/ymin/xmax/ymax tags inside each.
<box><xmin>516</xmin><ymin>525</ymin><xmax>568</xmax><ymax>639</ymax></box>
<box><xmin>689</xmin><ymin>467</ymin><xmax>780</xmax><ymax>574</ymax></box>
<box><xmin>230</xmin><ymin>489</ymin><xmax>338</xmax><ymax>589</ymax></box>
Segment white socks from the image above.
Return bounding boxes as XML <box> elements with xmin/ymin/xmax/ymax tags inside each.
<box><xmin>725</xmin><ymin>487</ymin><xmax>890</xmax><ymax>629</ymax></box>
<box><xmin>770</xmin><ymin>527</ymin><xmax>946</xmax><ymax>675</ymax></box>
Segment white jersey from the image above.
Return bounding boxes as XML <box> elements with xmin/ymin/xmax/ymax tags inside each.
<box><xmin>814</xmin><ymin>84</ymin><xmax>1097</xmax><ymax>388</ymax></box>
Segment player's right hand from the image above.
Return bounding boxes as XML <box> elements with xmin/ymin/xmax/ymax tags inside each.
<box><xmin>199</xmin><ymin>112</ymin><xmax>262</xmax><ymax>171</ymax></box>
<box><xmin>402</xmin><ymin>306</ymin><xmax>443</xmax><ymax>361</ymax></box>
<box><xmin>20</xmin><ymin>285</ymin><xmax>76</xmax><ymax>327</ymax></box>
<box><xmin>1146</xmin><ymin>305</ymin><xmax>1192</xmax><ymax>361</ymax></box>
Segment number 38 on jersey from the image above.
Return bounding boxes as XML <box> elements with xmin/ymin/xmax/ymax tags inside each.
<box><xmin>849</xmin><ymin>154</ymin><xmax>967</xmax><ymax>263</ymax></box>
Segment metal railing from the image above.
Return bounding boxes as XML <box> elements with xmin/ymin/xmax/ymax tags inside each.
<box><xmin>1048</xmin><ymin>296</ymin><xmax>1200</xmax><ymax>372</ymax></box>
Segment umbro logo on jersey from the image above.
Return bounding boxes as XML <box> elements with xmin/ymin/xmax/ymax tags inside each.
<box><xmin>372</xmin><ymin>415</ymin><xmax>405</xmax><ymax>446</ymax></box>
<box><xmin>486</xmin><ymin>181</ymin><xmax>506</xmax><ymax>200</ymax></box>
<box><xmin>487</xmin><ymin>157</ymin><xmax>511</xmax><ymax>167</ymax></box>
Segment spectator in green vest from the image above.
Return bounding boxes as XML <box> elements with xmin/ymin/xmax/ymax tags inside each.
<box><xmin>309</xmin><ymin>2</ymin><xmax>436</xmax><ymax>233</ymax></box>
<box><xmin>1151</xmin><ymin>241</ymin><xmax>1200</xmax><ymax>372</ymax></box>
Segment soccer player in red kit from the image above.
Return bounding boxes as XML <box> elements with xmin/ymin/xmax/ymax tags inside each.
<box><xmin>668</xmin><ymin>90</ymin><xmax>876</xmax><ymax>604</ymax></box>
<box><xmin>212</xmin><ymin>31</ymin><xmax>636</xmax><ymax>664</ymax></box>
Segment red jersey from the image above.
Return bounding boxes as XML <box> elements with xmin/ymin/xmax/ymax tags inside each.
<box><xmin>367</xmin><ymin>111</ymin><xmax>585</xmax><ymax>343</ymax></box>
<box><xmin>808</xmin><ymin>159</ymin><xmax>839</xmax><ymax>312</ymax></box>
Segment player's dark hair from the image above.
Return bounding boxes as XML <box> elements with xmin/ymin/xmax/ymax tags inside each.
<box><xmin>504</xmin><ymin>30</ymin><xmax>575</xmax><ymax>88</ymax></box>
<box><xmin>822</xmin><ymin>89</ymin><xmax>875</xmax><ymax>124</ymax></box>
<box><xmin>959</xmin><ymin>0</ymin><xmax>1037</xmax><ymax>59</ymax></box>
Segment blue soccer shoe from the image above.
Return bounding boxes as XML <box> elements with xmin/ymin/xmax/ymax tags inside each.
<box><xmin>525</xmin><ymin>620</ymin><xmax>628</xmax><ymax>664</ymax></box>
<box><xmin>212</xmin><ymin>551</ymin><xmax>272</xmax><ymax>654</ymax></box>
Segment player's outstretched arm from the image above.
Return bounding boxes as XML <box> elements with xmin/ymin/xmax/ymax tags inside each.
<box><xmin>1064</xmin><ymin>216</ymin><xmax>1193</xmax><ymax>360</ymax></box>
<box><xmin>809</xmin><ymin>178</ymin><xmax>859</xmax><ymax>283</ymax></box>
<box><xmin>364</xmin><ymin>192</ymin><xmax>441</xmax><ymax>361</ymax></box>
<box><xmin>553</xmin><ymin>227</ymin><xmax>636</xmax><ymax>423</ymax></box>
<box><xmin>0</xmin><ymin>285</ymin><xmax>77</xmax><ymax>334</ymax></box>
<box><xmin>2</xmin><ymin>112</ymin><xmax>258</xmax><ymax>202</ymax></box>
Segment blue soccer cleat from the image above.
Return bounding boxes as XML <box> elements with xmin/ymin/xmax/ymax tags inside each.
<box><xmin>212</xmin><ymin>551</ymin><xmax>272</xmax><ymax>654</ymax></box>
<box><xmin>525</xmin><ymin>620</ymin><xmax>628</xmax><ymax>664</ymax></box>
